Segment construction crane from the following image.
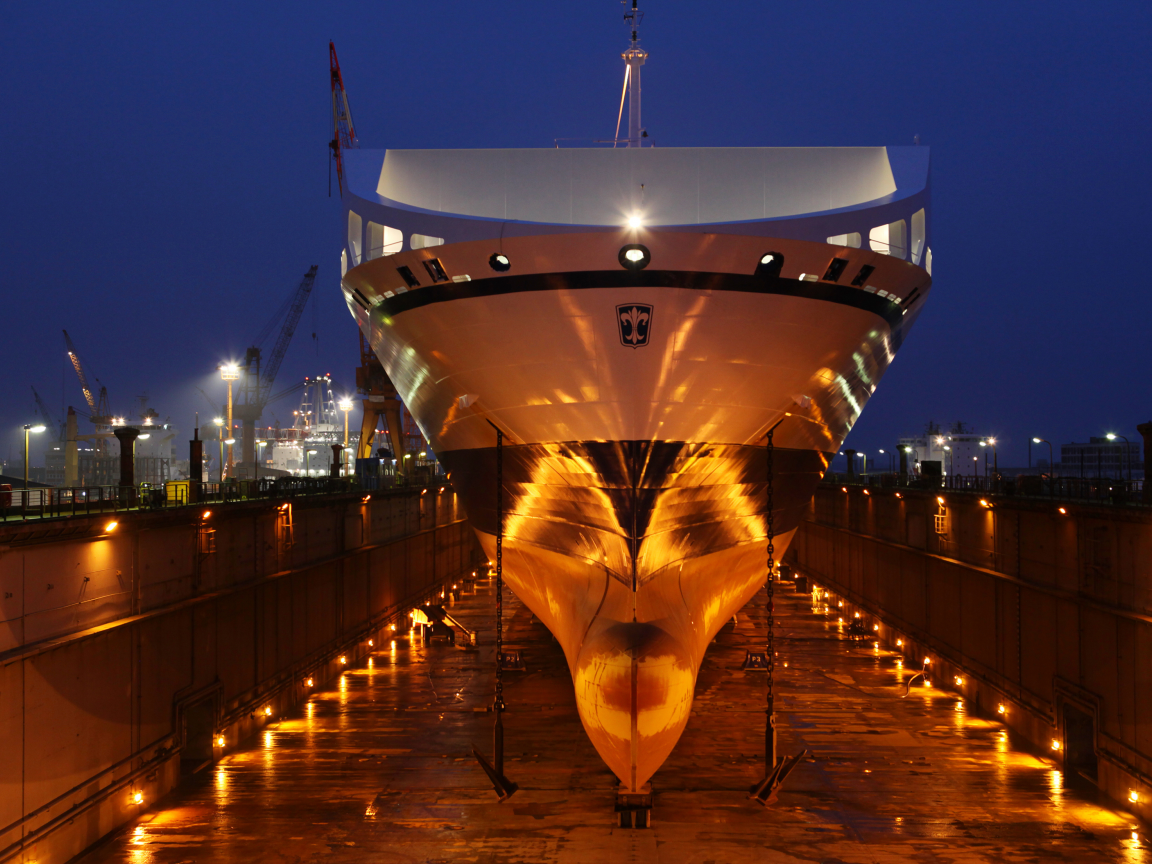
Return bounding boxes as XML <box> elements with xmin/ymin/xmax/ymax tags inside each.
<box><xmin>30</xmin><ymin>386</ymin><xmax>63</xmax><ymax>440</ymax></box>
<box><xmin>63</xmin><ymin>330</ymin><xmax>112</xmax><ymax>430</ymax></box>
<box><xmin>329</xmin><ymin>41</ymin><xmax>358</xmax><ymax>196</ymax></box>
<box><xmin>233</xmin><ymin>266</ymin><xmax>319</xmax><ymax>473</ymax></box>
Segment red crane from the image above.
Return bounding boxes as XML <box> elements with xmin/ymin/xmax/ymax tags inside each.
<box><xmin>329</xmin><ymin>42</ymin><xmax>358</xmax><ymax>195</ymax></box>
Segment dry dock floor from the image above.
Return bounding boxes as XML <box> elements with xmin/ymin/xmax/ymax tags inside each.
<box><xmin>80</xmin><ymin>578</ymin><xmax>1148</xmax><ymax>863</ymax></box>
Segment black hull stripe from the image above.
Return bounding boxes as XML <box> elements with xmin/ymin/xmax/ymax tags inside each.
<box><xmin>378</xmin><ymin>270</ymin><xmax>908</xmax><ymax>329</ymax></box>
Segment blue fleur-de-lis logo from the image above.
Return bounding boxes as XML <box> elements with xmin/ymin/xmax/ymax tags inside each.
<box><xmin>617</xmin><ymin>304</ymin><xmax>653</xmax><ymax>348</ymax></box>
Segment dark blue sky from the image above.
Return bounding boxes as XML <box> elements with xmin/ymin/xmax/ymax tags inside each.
<box><xmin>3</xmin><ymin>1</ymin><xmax>1149</xmax><ymax>469</ymax></box>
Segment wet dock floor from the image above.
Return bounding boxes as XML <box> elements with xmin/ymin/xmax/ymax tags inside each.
<box><xmin>82</xmin><ymin>578</ymin><xmax>1148</xmax><ymax>863</ymax></box>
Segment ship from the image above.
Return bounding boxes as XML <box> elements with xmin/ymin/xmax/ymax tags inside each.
<box><xmin>333</xmin><ymin>10</ymin><xmax>932</xmax><ymax>792</ymax></box>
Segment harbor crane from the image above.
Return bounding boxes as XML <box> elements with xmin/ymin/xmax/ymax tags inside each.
<box><xmin>30</xmin><ymin>386</ymin><xmax>63</xmax><ymax>440</ymax></box>
<box><xmin>232</xmin><ymin>266</ymin><xmax>319</xmax><ymax>474</ymax></box>
<box><xmin>63</xmin><ymin>330</ymin><xmax>113</xmax><ymax>433</ymax></box>
<box><xmin>329</xmin><ymin>41</ymin><xmax>357</xmax><ymax>196</ymax></box>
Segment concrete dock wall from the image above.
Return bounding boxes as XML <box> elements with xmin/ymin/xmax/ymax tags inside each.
<box><xmin>0</xmin><ymin>487</ymin><xmax>483</xmax><ymax>864</ymax></box>
<box><xmin>789</xmin><ymin>483</ymin><xmax>1152</xmax><ymax>818</ymax></box>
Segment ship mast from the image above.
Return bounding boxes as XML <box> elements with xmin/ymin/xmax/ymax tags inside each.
<box><xmin>622</xmin><ymin>0</ymin><xmax>647</xmax><ymax>147</ymax></box>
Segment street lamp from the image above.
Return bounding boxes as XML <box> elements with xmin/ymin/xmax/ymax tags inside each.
<box><xmin>219</xmin><ymin>364</ymin><xmax>240</xmax><ymax>479</ymax></box>
<box><xmin>1105</xmin><ymin>433</ymin><xmax>1131</xmax><ymax>482</ymax></box>
<box><xmin>1033</xmin><ymin>437</ymin><xmax>1054</xmax><ymax>494</ymax></box>
<box><xmin>339</xmin><ymin>398</ymin><xmax>354</xmax><ymax>476</ymax></box>
<box><xmin>214</xmin><ymin>417</ymin><xmax>225</xmax><ymax>483</ymax></box>
<box><xmin>22</xmin><ymin>424</ymin><xmax>46</xmax><ymax>489</ymax></box>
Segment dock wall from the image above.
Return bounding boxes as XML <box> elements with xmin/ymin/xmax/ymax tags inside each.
<box><xmin>0</xmin><ymin>487</ymin><xmax>483</xmax><ymax>864</ymax></box>
<box><xmin>789</xmin><ymin>483</ymin><xmax>1152</xmax><ymax>819</ymax></box>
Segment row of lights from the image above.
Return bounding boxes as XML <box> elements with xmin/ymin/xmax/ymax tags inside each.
<box><xmin>840</xmin><ymin>486</ymin><xmax>1071</xmax><ymax>517</ymax></box>
<box><xmin>812</xmin><ymin>582</ymin><xmax>1143</xmax><ymax>801</ymax></box>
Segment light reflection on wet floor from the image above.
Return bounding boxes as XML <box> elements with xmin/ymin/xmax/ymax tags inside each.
<box><xmin>86</xmin><ymin>578</ymin><xmax>1148</xmax><ymax>863</ymax></box>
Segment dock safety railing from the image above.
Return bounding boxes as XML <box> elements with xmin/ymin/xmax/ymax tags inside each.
<box><xmin>824</xmin><ymin>472</ymin><xmax>1146</xmax><ymax>507</ymax></box>
<box><xmin>0</xmin><ymin>475</ymin><xmax>441</xmax><ymax>524</ymax></box>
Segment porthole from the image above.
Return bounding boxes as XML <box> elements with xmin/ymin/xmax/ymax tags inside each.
<box><xmin>755</xmin><ymin>252</ymin><xmax>784</xmax><ymax>279</ymax></box>
<box><xmin>618</xmin><ymin>244</ymin><xmax>651</xmax><ymax>271</ymax></box>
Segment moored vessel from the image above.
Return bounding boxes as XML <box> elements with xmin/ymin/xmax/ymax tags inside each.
<box><xmin>334</xmin><ymin>11</ymin><xmax>932</xmax><ymax>791</ymax></box>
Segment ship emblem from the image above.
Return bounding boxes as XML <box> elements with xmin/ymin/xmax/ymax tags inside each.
<box><xmin>617</xmin><ymin>304</ymin><xmax>653</xmax><ymax>348</ymax></box>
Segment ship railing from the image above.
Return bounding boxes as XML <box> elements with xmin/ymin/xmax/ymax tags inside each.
<box><xmin>823</xmin><ymin>472</ymin><xmax>1146</xmax><ymax>507</ymax></box>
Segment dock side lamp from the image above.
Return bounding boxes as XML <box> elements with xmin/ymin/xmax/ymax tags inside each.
<box><xmin>219</xmin><ymin>364</ymin><xmax>240</xmax><ymax>478</ymax></box>
<box><xmin>1105</xmin><ymin>433</ymin><xmax>1132</xmax><ymax>481</ymax></box>
<box><xmin>23</xmin><ymin>423</ymin><xmax>46</xmax><ymax>489</ymax></box>
<box><xmin>1032</xmin><ymin>437</ymin><xmax>1054</xmax><ymax>493</ymax></box>
<box><xmin>256</xmin><ymin>440</ymin><xmax>268</xmax><ymax>474</ymax></box>
<box><xmin>214</xmin><ymin>417</ymin><xmax>225</xmax><ymax>483</ymax></box>
<box><xmin>306</xmin><ymin>448</ymin><xmax>318</xmax><ymax>477</ymax></box>
<box><xmin>339</xmin><ymin>398</ymin><xmax>354</xmax><ymax>476</ymax></box>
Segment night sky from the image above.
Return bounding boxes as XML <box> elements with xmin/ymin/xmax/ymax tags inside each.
<box><xmin>3</xmin><ymin>1</ymin><xmax>1149</xmax><ymax>471</ymax></box>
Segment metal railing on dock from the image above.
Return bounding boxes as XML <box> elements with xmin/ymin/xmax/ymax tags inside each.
<box><xmin>824</xmin><ymin>471</ymin><xmax>1145</xmax><ymax>507</ymax></box>
<box><xmin>0</xmin><ymin>473</ymin><xmax>447</xmax><ymax>523</ymax></box>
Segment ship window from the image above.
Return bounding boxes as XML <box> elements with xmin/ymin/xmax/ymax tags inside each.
<box><xmin>869</xmin><ymin>219</ymin><xmax>907</xmax><ymax>259</ymax></box>
<box><xmin>422</xmin><ymin>258</ymin><xmax>449</xmax><ymax>283</ymax></box>
<box><xmin>411</xmin><ymin>233</ymin><xmax>444</xmax><ymax>250</ymax></box>
<box><xmin>397</xmin><ymin>265</ymin><xmax>420</xmax><ymax>289</ymax></box>
<box><xmin>348</xmin><ymin>211</ymin><xmax>363</xmax><ymax>265</ymax></box>
<box><xmin>911</xmin><ymin>209</ymin><xmax>925</xmax><ymax>265</ymax></box>
<box><xmin>822</xmin><ymin>258</ymin><xmax>849</xmax><ymax>282</ymax></box>
<box><xmin>367</xmin><ymin>222</ymin><xmax>403</xmax><ymax>259</ymax></box>
<box><xmin>850</xmin><ymin>264</ymin><xmax>875</xmax><ymax>287</ymax></box>
<box><xmin>826</xmin><ymin>233</ymin><xmax>861</xmax><ymax>248</ymax></box>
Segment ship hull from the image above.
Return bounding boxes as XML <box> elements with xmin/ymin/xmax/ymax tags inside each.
<box><xmin>341</xmin><ymin>229</ymin><xmax>930</xmax><ymax>788</ymax></box>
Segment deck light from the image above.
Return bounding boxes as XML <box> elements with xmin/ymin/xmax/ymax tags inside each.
<box><xmin>202</xmin><ymin>510</ymin><xmax>212</xmax><ymax>519</ymax></box>
<box><xmin>104</xmin><ymin>521</ymin><xmax>118</xmax><ymax>532</ymax></box>
<box><xmin>264</xmin><ymin>706</ymin><xmax>272</xmax><ymax>716</ymax></box>
<box><xmin>339</xmin><ymin>655</ymin><xmax>347</xmax><ymax>665</ymax></box>
<box><xmin>216</xmin><ymin>735</ymin><xmax>225</xmax><ymax>747</ymax></box>
<box><xmin>489</xmin><ymin>253</ymin><xmax>512</xmax><ymax>272</ymax></box>
<box><xmin>841</xmin><ymin>486</ymin><xmax>847</xmax><ymax>493</ymax></box>
<box><xmin>873</xmin><ymin>624</ymin><xmax>879</xmax><ymax>631</ymax></box>
<box><xmin>306</xmin><ymin>678</ymin><xmax>313</xmax><ymax>687</ymax></box>
<box><xmin>980</xmin><ymin>499</ymin><xmax>991</xmax><ymax>508</ymax></box>
<box><xmin>1051</xmin><ymin>738</ymin><xmax>1061</xmax><ymax>751</ymax></box>
<box><xmin>1130</xmin><ymin>790</ymin><xmax>1140</xmax><ymax>803</ymax></box>
<box><xmin>997</xmin><ymin>703</ymin><xmax>1007</xmax><ymax>714</ymax></box>
<box><xmin>896</xmin><ymin>639</ymin><xmax>904</xmax><ymax>647</ymax></box>
<box><xmin>895</xmin><ymin>492</ymin><xmax>902</xmax><ymax>499</ymax></box>
<box><xmin>1058</xmin><ymin>507</ymin><xmax>1067</xmax><ymax>514</ymax></box>
<box><xmin>132</xmin><ymin>791</ymin><xmax>143</xmax><ymax>805</ymax></box>
<box><xmin>936</xmin><ymin>496</ymin><xmax>945</xmax><ymax>505</ymax></box>
<box><xmin>368</xmin><ymin>639</ymin><xmax>374</xmax><ymax>647</ymax></box>
<box><xmin>618</xmin><ymin>243</ymin><xmax>651</xmax><ymax>270</ymax></box>
<box><xmin>627</xmin><ymin>214</ymin><xmax>643</xmax><ymax>229</ymax></box>
<box><xmin>954</xmin><ymin>676</ymin><xmax>964</xmax><ymax>686</ymax></box>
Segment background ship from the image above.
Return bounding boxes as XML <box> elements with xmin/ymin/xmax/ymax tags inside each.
<box><xmin>334</xmin><ymin>11</ymin><xmax>932</xmax><ymax>791</ymax></box>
